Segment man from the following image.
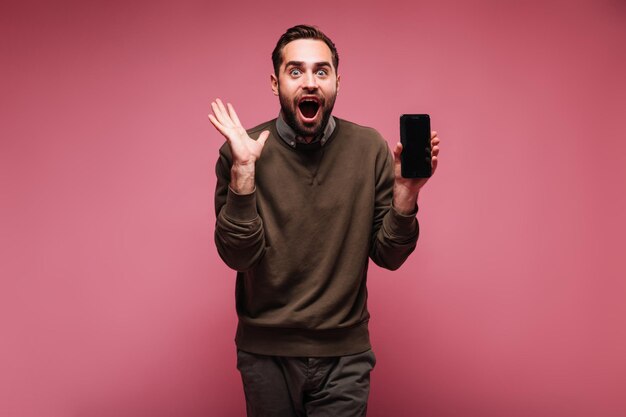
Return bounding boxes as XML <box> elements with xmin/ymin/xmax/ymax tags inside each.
<box><xmin>209</xmin><ymin>24</ymin><xmax>440</xmax><ymax>417</ymax></box>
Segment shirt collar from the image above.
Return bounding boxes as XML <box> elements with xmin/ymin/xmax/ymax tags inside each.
<box><xmin>276</xmin><ymin>111</ymin><xmax>336</xmax><ymax>148</ymax></box>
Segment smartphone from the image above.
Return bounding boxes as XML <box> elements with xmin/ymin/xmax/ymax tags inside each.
<box><xmin>400</xmin><ymin>114</ymin><xmax>431</xmax><ymax>178</ymax></box>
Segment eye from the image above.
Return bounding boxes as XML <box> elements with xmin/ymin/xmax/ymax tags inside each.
<box><xmin>316</xmin><ymin>69</ymin><xmax>328</xmax><ymax>76</ymax></box>
<box><xmin>290</xmin><ymin>68</ymin><xmax>302</xmax><ymax>76</ymax></box>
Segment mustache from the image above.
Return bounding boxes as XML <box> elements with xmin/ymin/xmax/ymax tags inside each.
<box><xmin>294</xmin><ymin>95</ymin><xmax>324</xmax><ymax>105</ymax></box>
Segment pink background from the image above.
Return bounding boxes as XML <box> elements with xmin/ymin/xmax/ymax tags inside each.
<box><xmin>1</xmin><ymin>0</ymin><xmax>625</xmax><ymax>416</ymax></box>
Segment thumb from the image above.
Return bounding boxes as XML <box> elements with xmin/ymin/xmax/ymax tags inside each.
<box><xmin>393</xmin><ymin>142</ymin><xmax>403</xmax><ymax>162</ymax></box>
<box><xmin>257</xmin><ymin>130</ymin><xmax>270</xmax><ymax>147</ymax></box>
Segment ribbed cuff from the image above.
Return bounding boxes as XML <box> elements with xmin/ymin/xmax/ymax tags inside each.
<box><xmin>384</xmin><ymin>203</ymin><xmax>418</xmax><ymax>238</ymax></box>
<box><xmin>223</xmin><ymin>186</ymin><xmax>258</xmax><ymax>222</ymax></box>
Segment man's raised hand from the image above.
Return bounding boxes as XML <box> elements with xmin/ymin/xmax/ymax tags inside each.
<box><xmin>208</xmin><ymin>98</ymin><xmax>269</xmax><ymax>166</ymax></box>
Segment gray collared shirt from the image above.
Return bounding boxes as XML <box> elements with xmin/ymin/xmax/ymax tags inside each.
<box><xmin>275</xmin><ymin>111</ymin><xmax>336</xmax><ymax>148</ymax></box>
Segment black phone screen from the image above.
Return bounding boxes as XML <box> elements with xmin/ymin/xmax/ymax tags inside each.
<box><xmin>400</xmin><ymin>114</ymin><xmax>431</xmax><ymax>178</ymax></box>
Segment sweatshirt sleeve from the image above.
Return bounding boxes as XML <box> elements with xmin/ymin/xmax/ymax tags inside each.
<box><xmin>214</xmin><ymin>148</ymin><xmax>266</xmax><ymax>271</ymax></box>
<box><xmin>369</xmin><ymin>141</ymin><xmax>419</xmax><ymax>270</ymax></box>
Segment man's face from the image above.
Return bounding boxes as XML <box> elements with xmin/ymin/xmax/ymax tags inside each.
<box><xmin>271</xmin><ymin>39</ymin><xmax>340</xmax><ymax>139</ymax></box>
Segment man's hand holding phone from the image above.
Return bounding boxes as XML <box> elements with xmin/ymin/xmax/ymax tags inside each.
<box><xmin>392</xmin><ymin>128</ymin><xmax>440</xmax><ymax>215</ymax></box>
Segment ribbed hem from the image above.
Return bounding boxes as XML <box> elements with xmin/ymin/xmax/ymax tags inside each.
<box><xmin>235</xmin><ymin>320</ymin><xmax>371</xmax><ymax>357</ymax></box>
<box><xmin>223</xmin><ymin>186</ymin><xmax>258</xmax><ymax>222</ymax></box>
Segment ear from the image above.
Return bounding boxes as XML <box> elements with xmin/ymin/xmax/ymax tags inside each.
<box><xmin>336</xmin><ymin>73</ymin><xmax>341</xmax><ymax>93</ymax></box>
<box><xmin>270</xmin><ymin>73</ymin><xmax>279</xmax><ymax>96</ymax></box>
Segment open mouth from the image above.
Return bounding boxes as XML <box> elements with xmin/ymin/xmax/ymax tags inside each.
<box><xmin>298</xmin><ymin>98</ymin><xmax>320</xmax><ymax>120</ymax></box>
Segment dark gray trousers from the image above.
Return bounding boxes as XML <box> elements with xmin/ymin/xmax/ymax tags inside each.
<box><xmin>236</xmin><ymin>348</ymin><xmax>377</xmax><ymax>417</ymax></box>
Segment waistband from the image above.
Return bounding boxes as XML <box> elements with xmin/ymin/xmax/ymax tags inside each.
<box><xmin>235</xmin><ymin>320</ymin><xmax>371</xmax><ymax>357</ymax></box>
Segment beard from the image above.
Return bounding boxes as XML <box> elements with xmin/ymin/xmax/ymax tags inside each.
<box><xmin>278</xmin><ymin>87</ymin><xmax>337</xmax><ymax>140</ymax></box>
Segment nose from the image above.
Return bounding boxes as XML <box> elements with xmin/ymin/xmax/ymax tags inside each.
<box><xmin>303</xmin><ymin>70</ymin><xmax>318</xmax><ymax>91</ymax></box>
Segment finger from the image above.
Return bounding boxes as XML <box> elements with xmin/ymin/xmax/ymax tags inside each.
<box><xmin>431</xmin><ymin>137</ymin><xmax>440</xmax><ymax>146</ymax></box>
<box><xmin>432</xmin><ymin>145</ymin><xmax>439</xmax><ymax>157</ymax></box>
<box><xmin>208</xmin><ymin>113</ymin><xmax>230</xmax><ymax>139</ymax></box>
<box><xmin>431</xmin><ymin>155</ymin><xmax>438</xmax><ymax>174</ymax></box>
<box><xmin>431</xmin><ymin>130</ymin><xmax>437</xmax><ymax>139</ymax></box>
<box><xmin>211</xmin><ymin>101</ymin><xmax>231</xmax><ymax>128</ymax></box>
<box><xmin>257</xmin><ymin>130</ymin><xmax>270</xmax><ymax>147</ymax></box>
<box><xmin>393</xmin><ymin>142</ymin><xmax>403</xmax><ymax>161</ymax></box>
<box><xmin>215</xmin><ymin>98</ymin><xmax>234</xmax><ymax>127</ymax></box>
<box><xmin>227</xmin><ymin>102</ymin><xmax>243</xmax><ymax>127</ymax></box>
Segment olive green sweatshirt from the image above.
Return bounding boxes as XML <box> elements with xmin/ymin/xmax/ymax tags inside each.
<box><xmin>214</xmin><ymin>116</ymin><xmax>419</xmax><ymax>357</ymax></box>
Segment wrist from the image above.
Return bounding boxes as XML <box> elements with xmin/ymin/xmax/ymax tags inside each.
<box><xmin>230</xmin><ymin>163</ymin><xmax>255</xmax><ymax>194</ymax></box>
<box><xmin>232</xmin><ymin>160</ymin><xmax>256</xmax><ymax>172</ymax></box>
<box><xmin>393</xmin><ymin>188</ymin><xmax>419</xmax><ymax>215</ymax></box>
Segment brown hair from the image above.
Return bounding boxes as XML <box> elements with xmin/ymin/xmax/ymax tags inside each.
<box><xmin>272</xmin><ymin>24</ymin><xmax>339</xmax><ymax>78</ymax></box>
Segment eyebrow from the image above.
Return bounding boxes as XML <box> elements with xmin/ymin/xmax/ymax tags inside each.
<box><xmin>284</xmin><ymin>61</ymin><xmax>332</xmax><ymax>69</ymax></box>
